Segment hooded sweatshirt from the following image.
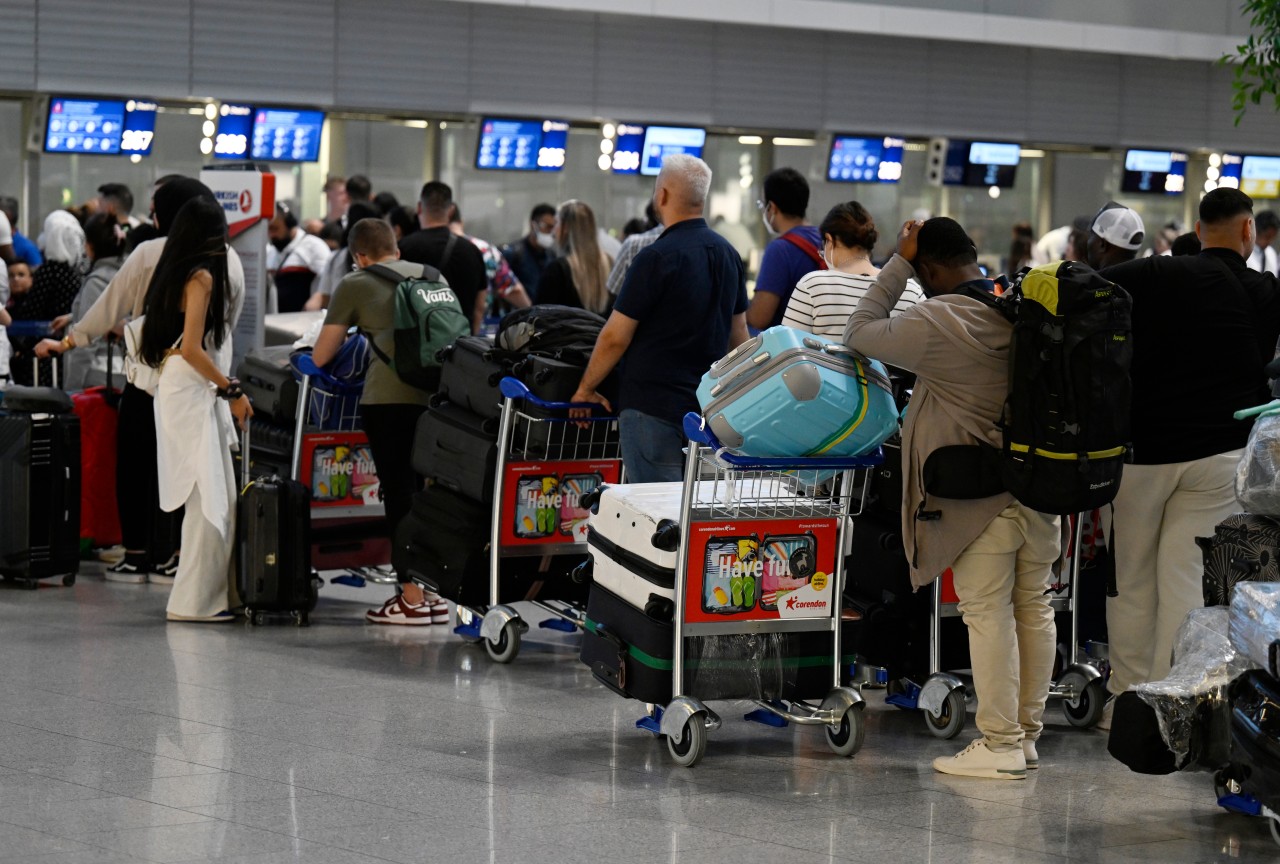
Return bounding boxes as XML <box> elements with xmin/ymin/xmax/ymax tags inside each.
<box><xmin>844</xmin><ymin>254</ymin><xmax>1014</xmax><ymax>589</ymax></box>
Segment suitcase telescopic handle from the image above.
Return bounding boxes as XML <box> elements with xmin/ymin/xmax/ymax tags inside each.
<box><xmin>240</xmin><ymin>421</ymin><xmax>251</xmax><ymax>490</ymax></box>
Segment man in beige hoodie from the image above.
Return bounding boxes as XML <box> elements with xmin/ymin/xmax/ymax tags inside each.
<box><xmin>845</xmin><ymin>217</ymin><xmax>1060</xmax><ymax>780</ymax></box>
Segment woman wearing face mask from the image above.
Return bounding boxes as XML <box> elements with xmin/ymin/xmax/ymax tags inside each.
<box><xmin>534</xmin><ymin>200</ymin><xmax>612</xmax><ymax>314</ymax></box>
<box><xmin>782</xmin><ymin>201</ymin><xmax>924</xmax><ymax>338</ymax></box>
<box><xmin>10</xmin><ymin>210</ymin><xmax>86</xmax><ymax>385</ymax></box>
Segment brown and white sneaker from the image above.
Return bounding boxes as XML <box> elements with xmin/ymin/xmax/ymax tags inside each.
<box><xmin>365</xmin><ymin>593</ymin><xmax>437</xmax><ymax>626</ymax></box>
<box><xmin>421</xmin><ymin>591</ymin><xmax>450</xmax><ymax>624</ymax></box>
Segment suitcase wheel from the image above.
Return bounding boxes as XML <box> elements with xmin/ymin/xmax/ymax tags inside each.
<box><xmin>62</xmin><ymin>574</ymin><xmax>76</xmax><ymax>587</ymax></box>
<box><xmin>293</xmin><ymin>611</ymin><xmax>310</xmax><ymax>627</ymax></box>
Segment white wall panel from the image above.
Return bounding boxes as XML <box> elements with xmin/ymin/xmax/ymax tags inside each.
<box><xmin>713</xmin><ymin>23</ymin><xmax>825</xmax><ymax>130</ymax></box>
<box><xmin>823</xmin><ymin>33</ymin><xmax>932</xmax><ymax>137</ymax></box>
<box><xmin>925</xmin><ymin>40</ymin><xmax>1030</xmax><ymax>140</ymax></box>
<box><xmin>0</xmin><ymin>0</ymin><xmax>36</xmax><ymax>90</ymax></box>
<box><xmin>1025</xmin><ymin>49</ymin><xmax>1121</xmax><ymax>146</ymax></box>
<box><xmin>1118</xmin><ymin>56</ymin><xmax>1210</xmax><ymax>150</ymax></box>
<box><xmin>465</xmin><ymin>6</ymin><xmax>596</xmax><ymax>117</ymax></box>
<box><xmin>191</xmin><ymin>0</ymin><xmax>336</xmax><ymax>104</ymax></box>
<box><xmin>37</xmin><ymin>0</ymin><xmax>191</xmax><ymax>96</ymax></box>
<box><xmin>595</xmin><ymin>15</ymin><xmax>715</xmax><ymax>122</ymax></box>
<box><xmin>335</xmin><ymin>0</ymin><xmax>470</xmax><ymax>113</ymax></box>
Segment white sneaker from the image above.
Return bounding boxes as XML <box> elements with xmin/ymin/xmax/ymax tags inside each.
<box><xmin>933</xmin><ymin>739</ymin><xmax>1027</xmax><ymax>780</ymax></box>
<box><xmin>1096</xmin><ymin>694</ymin><xmax>1116</xmax><ymax>732</ymax></box>
<box><xmin>104</xmin><ymin>556</ymin><xmax>147</xmax><ymax>584</ymax></box>
<box><xmin>1023</xmin><ymin>739</ymin><xmax>1039</xmax><ymax>769</ymax></box>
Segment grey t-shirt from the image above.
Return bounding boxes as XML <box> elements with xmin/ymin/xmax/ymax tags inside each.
<box><xmin>324</xmin><ymin>259</ymin><xmax>432</xmax><ymax>407</ymax></box>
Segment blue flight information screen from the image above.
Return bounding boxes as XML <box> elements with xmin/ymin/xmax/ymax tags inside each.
<box><xmin>1121</xmin><ymin>149</ymin><xmax>1186</xmax><ymax>195</ymax></box>
<box><xmin>120</xmin><ymin>100</ymin><xmax>157</xmax><ymax>156</ymax></box>
<box><xmin>475</xmin><ymin>118</ymin><xmax>569</xmax><ymax>171</ymax></box>
<box><xmin>827</xmin><ymin>136</ymin><xmax>906</xmax><ymax>183</ymax></box>
<box><xmin>611</xmin><ymin>124</ymin><xmax>647</xmax><ymax>174</ymax></box>
<box><xmin>945</xmin><ymin>140</ymin><xmax>1021</xmax><ymax>187</ymax></box>
<box><xmin>213</xmin><ymin>104</ymin><xmax>255</xmax><ymax>159</ymax></box>
<box><xmin>639</xmin><ymin>126</ymin><xmax>706</xmax><ymax>176</ymax></box>
<box><xmin>250</xmin><ymin>108</ymin><xmax>324</xmax><ymax>162</ymax></box>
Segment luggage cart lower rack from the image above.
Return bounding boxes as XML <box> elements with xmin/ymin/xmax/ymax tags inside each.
<box><xmin>455</xmin><ymin>377</ymin><xmax>623</xmax><ymax>663</ymax></box>
<box><xmin>629</xmin><ymin>413</ymin><xmax>882</xmax><ymax>767</ymax></box>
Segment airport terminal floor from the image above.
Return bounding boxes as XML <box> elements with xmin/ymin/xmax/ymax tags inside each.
<box><xmin>0</xmin><ymin>566</ymin><xmax>1275</xmax><ymax>864</ymax></box>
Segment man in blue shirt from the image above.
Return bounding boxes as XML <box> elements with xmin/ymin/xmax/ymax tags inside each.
<box><xmin>0</xmin><ymin>197</ymin><xmax>41</xmax><ymax>267</ymax></box>
<box><xmin>573</xmin><ymin>154</ymin><xmax>749</xmax><ymax>482</ymax></box>
<box><xmin>747</xmin><ymin>167</ymin><xmax>825</xmax><ymax>332</ymax></box>
<box><xmin>501</xmin><ymin>204</ymin><xmax>557</xmax><ymax>302</ymax></box>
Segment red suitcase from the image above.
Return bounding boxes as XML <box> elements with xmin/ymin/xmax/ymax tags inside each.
<box><xmin>71</xmin><ymin>340</ymin><xmax>121</xmax><ymax>548</ymax></box>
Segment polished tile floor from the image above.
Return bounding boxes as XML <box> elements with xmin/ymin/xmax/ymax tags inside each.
<box><xmin>0</xmin><ymin>567</ymin><xmax>1276</xmax><ymax>864</ymax></box>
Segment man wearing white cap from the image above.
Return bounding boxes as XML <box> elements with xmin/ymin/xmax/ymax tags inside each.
<box><xmin>1086</xmin><ymin>201</ymin><xmax>1145</xmax><ymax>270</ymax></box>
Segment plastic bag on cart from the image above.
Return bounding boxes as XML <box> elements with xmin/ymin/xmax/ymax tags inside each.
<box><xmin>687</xmin><ymin>634</ymin><xmax>786</xmax><ymax>701</ymax></box>
<box><xmin>1135</xmin><ymin>606</ymin><xmax>1252</xmax><ymax>771</ymax></box>
<box><xmin>1237</xmin><ymin>412</ymin><xmax>1280</xmax><ymax>514</ymax></box>
<box><xmin>1229</xmin><ymin>581</ymin><xmax>1280</xmax><ymax>676</ymax></box>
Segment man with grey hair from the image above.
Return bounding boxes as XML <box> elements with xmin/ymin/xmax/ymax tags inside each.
<box><xmin>573</xmin><ymin>154</ymin><xmax>749</xmax><ymax>481</ymax></box>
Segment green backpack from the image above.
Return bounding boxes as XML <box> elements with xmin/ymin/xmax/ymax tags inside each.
<box><xmin>364</xmin><ymin>261</ymin><xmax>471</xmax><ymax>391</ymax></box>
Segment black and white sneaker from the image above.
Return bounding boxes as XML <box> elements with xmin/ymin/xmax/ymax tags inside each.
<box><xmin>105</xmin><ymin>554</ymin><xmax>148</xmax><ymax>584</ymax></box>
<box><xmin>150</xmin><ymin>554</ymin><xmax>179</xmax><ymax>586</ymax></box>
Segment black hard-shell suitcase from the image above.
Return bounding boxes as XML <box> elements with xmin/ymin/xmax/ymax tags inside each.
<box><xmin>238</xmin><ymin>346</ymin><xmax>299</xmax><ymax>426</ymax></box>
<box><xmin>438</xmin><ymin>335</ymin><xmax>506</xmax><ymax>420</ymax></box>
<box><xmin>1198</xmin><ymin>514</ymin><xmax>1280</xmax><ymax>607</ymax></box>
<box><xmin>0</xmin><ymin>408</ymin><xmax>80</xmax><ymax>588</ymax></box>
<box><xmin>412</xmin><ymin>403</ymin><xmax>498</xmax><ymax>503</ymax></box>
<box><xmin>393</xmin><ymin>485</ymin><xmax>490</xmax><ymax>605</ymax></box>
<box><xmin>236</xmin><ymin>427</ymin><xmax>315</xmax><ymax>625</ymax></box>
<box><xmin>1228</xmin><ymin>668</ymin><xmax>1280</xmax><ymax>810</ymax></box>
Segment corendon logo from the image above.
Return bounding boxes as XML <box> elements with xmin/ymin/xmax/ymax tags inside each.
<box><xmin>785</xmin><ymin>596</ymin><xmax>828</xmax><ymax>611</ymax></box>
<box><xmin>239</xmin><ymin>189</ymin><xmax>253</xmax><ymax>212</ymax></box>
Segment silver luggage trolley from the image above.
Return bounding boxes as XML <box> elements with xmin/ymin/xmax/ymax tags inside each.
<box><xmin>641</xmin><ymin>413</ymin><xmax>883</xmax><ymax>767</ymax></box>
<box><xmin>454</xmin><ymin>377</ymin><xmax>623</xmax><ymax>663</ymax></box>
<box><xmin>882</xmin><ymin>511</ymin><xmax>1109</xmax><ymax>738</ymax></box>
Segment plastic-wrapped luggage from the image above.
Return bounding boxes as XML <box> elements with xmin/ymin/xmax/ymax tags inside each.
<box><xmin>1237</xmin><ymin>413</ymin><xmax>1280</xmax><ymax>514</ymax></box>
<box><xmin>1199</xmin><ymin>514</ymin><xmax>1280</xmax><ymax>606</ymax></box>
<box><xmin>697</xmin><ymin>326</ymin><xmax>897</xmax><ymax>459</ymax></box>
<box><xmin>1230</xmin><ymin>582</ymin><xmax>1280</xmax><ymax>677</ymax></box>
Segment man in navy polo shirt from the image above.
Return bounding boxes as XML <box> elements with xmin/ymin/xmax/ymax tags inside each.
<box><xmin>746</xmin><ymin>167</ymin><xmax>825</xmax><ymax>332</ymax></box>
<box><xmin>572</xmin><ymin>154</ymin><xmax>749</xmax><ymax>482</ymax></box>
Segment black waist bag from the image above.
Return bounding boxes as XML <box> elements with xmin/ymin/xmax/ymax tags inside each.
<box><xmin>922</xmin><ymin>444</ymin><xmax>1006</xmax><ymax>500</ymax></box>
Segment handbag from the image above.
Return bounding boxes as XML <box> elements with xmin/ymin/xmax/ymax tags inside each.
<box><xmin>122</xmin><ymin>316</ymin><xmax>180</xmax><ymax>396</ymax></box>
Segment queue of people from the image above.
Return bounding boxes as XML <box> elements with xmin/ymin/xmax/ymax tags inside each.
<box><xmin>7</xmin><ymin>158</ymin><xmax>1280</xmax><ymax>789</ymax></box>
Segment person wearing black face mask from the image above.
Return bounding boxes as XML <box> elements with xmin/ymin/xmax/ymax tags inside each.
<box><xmin>35</xmin><ymin>177</ymin><xmax>247</xmax><ymax>585</ymax></box>
<box><xmin>266</xmin><ymin>202</ymin><xmax>330</xmax><ymax>312</ymax></box>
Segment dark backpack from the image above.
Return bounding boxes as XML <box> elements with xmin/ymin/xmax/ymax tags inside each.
<box><xmin>364</xmin><ymin>263</ymin><xmax>472</xmax><ymax>392</ymax></box>
<box><xmin>495</xmin><ymin>305</ymin><xmax>606</xmax><ymax>365</ymax></box>
<box><xmin>923</xmin><ymin>260</ymin><xmax>1133</xmax><ymax>515</ymax></box>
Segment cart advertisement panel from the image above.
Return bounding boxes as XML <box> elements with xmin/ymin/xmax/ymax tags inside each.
<box><xmin>298</xmin><ymin>432</ymin><xmax>380</xmax><ymax>508</ymax></box>
<box><xmin>683</xmin><ymin>518</ymin><xmax>840</xmax><ymax>624</ymax></box>
<box><xmin>498</xmin><ymin>460</ymin><xmax>622</xmax><ymax>547</ymax></box>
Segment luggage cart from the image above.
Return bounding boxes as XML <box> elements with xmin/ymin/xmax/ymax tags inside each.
<box><xmin>455</xmin><ymin>377</ymin><xmax>623</xmax><ymax>663</ymax></box>
<box><xmin>879</xmin><ymin>512</ymin><xmax>1109</xmax><ymax>738</ymax></box>
<box><xmin>636</xmin><ymin>413</ymin><xmax>882</xmax><ymax>768</ymax></box>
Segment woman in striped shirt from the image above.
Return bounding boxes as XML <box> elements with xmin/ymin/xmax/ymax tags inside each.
<box><xmin>782</xmin><ymin>201</ymin><xmax>923</xmax><ymax>337</ymax></box>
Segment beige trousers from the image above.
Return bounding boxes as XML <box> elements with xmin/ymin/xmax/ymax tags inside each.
<box><xmin>1107</xmin><ymin>450</ymin><xmax>1241</xmax><ymax>695</ymax></box>
<box><xmin>950</xmin><ymin>502</ymin><xmax>1061</xmax><ymax>747</ymax></box>
<box><xmin>166</xmin><ymin>480</ymin><xmax>239</xmax><ymax>619</ymax></box>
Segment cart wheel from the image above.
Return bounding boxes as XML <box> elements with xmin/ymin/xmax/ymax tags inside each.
<box><xmin>250</xmin><ymin>611</ymin><xmax>265</xmax><ymax>627</ymax></box>
<box><xmin>293</xmin><ymin>611</ymin><xmax>309</xmax><ymax>628</ymax></box>
<box><xmin>667</xmin><ymin>715</ymin><xmax>707</xmax><ymax>767</ymax></box>
<box><xmin>924</xmin><ymin>689</ymin><xmax>966</xmax><ymax>739</ymax></box>
<box><xmin>1062</xmin><ymin>677</ymin><xmax>1106</xmax><ymax>728</ymax></box>
<box><xmin>826</xmin><ymin>705</ymin><xmax>866</xmax><ymax>757</ymax></box>
<box><xmin>62</xmin><ymin>574</ymin><xmax>76</xmax><ymax>587</ymax></box>
<box><xmin>485</xmin><ymin>621</ymin><xmax>521</xmax><ymax>664</ymax></box>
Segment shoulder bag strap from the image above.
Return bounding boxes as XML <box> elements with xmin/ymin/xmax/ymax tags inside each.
<box><xmin>780</xmin><ymin>231</ymin><xmax>827</xmax><ymax>270</ymax></box>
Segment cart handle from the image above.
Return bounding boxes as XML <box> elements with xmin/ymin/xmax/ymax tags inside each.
<box><xmin>499</xmin><ymin>376</ymin><xmax>613</xmax><ymax>416</ymax></box>
<box><xmin>682</xmin><ymin>412</ymin><xmax>884</xmax><ymax>469</ymax></box>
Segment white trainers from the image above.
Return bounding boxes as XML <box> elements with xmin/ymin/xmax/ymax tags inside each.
<box><xmin>933</xmin><ymin>739</ymin><xmax>1027</xmax><ymax>780</ymax></box>
<box><xmin>421</xmin><ymin>591</ymin><xmax>450</xmax><ymax>624</ymax></box>
<box><xmin>1096</xmin><ymin>694</ymin><xmax>1116</xmax><ymax>732</ymax></box>
<box><xmin>1023</xmin><ymin>739</ymin><xmax>1039</xmax><ymax>769</ymax></box>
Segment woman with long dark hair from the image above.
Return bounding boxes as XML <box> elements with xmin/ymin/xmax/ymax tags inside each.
<box><xmin>144</xmin><ymin>196</ymin><xmax>251</xmax><ymax>622</ymax></box>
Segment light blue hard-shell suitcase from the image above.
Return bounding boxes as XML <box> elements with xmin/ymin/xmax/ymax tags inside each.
<box><xmin>696</xmin><ymin>326</ymin><xmax>897</xmax><ymax>458</ymax></box>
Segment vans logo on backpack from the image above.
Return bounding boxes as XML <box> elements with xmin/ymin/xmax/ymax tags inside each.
<box><xmin>416</xmin><ymin>287</ymin><xmax>457</xmax><ymax>305</ymax></box>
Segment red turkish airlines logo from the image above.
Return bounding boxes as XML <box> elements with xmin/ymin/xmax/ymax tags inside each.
<box><xmin>239</xmin><ymin>189</ymin><xmax>253</xmax><ymax>212</ymax></box>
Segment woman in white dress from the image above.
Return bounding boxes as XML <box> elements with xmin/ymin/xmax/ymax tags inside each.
<box><xmin>139</xmin><ymin>197</ymin><xmax>251</xmax><ymax>622</ymax></box>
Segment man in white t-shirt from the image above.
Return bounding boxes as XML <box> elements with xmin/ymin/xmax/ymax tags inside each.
<box><xmin>0</xmin><ymin>208</ymin><xmax>15</xmax><ymax>265</ymax></box>
<box><xmin>1248</xmin><ymin>210</ymin><xmax>1279</xmax><ymax>276</ymax></box>
<box><xmin>267</xmin><ymin>202</ymin><xmax>331</xmax><ymax>312</ymax></box>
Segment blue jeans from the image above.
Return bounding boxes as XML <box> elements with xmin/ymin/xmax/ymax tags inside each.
<box><xmin>619</xmin><ymin>409</ymin><xmax>686</xmax><ymax>483</ymax></box>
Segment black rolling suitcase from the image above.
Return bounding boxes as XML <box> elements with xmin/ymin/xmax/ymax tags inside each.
<box><xmin>393</xmin><ymin>485</ymin><xmax>490</xmax><ymax>605</ymax></box>
<box><xmin>1199</xmin><ymin>514</ymin><xmax>1280</xmax><ymax>606</ymax></box>
<box><xmin>1228</xmin><ymin>669</ymin><xmax>1280</xmax><ymax>811</ymax></box>
<box><xmin>0</xmin><ymin>386</ymin><xmax>80</xmax><ymax>588</ymax></box>
<box><xmin>437</xmin><ymin>336</ymin><xmax>506</xmax><ymax>420</ymax></box>
<box><xmin>412</xmin><ymin>403</ymin><xmax>498</xmax><ymax>503</ymax></box>
<box><xmin>237</xmin><ymin>425</ymin><xmax>315</xmax><ymax>625</ymax></box>
<box><xmin>237</xmin><ymin>345</ymin><xmax>299</xmax><ymax>426</ymax></box>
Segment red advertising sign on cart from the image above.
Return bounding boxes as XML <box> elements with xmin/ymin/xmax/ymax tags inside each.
<box><xmin>682</xmin><ymin>518</ymin><xmax>840</xmax><ymax>624</ymax></box>
<box><xmin>498</xmin><ymin>460</ymin><xmax>622</xmax><ymax>547</ymax></box>
<box><xmin>298</xmin><ymin>431</ymin><xmax>380</xmax><ymax>508</ymax></box>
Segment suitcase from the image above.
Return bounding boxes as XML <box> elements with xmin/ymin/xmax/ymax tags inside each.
<box><xmin>236</xmin><ymin>427</ymin><xmax>315</xmax><ymax>625</ymax></box>
<box><xmin>0</xmin><ymin>408</ymin><xmax>81</xmax><ymax>587</ymax></box>
<box><xmin>412</xmin><ymin>403</ymin><xmax>498</xmax><ymax>503</ymax></box>
<box><xmin>697</xmin><ymin>326</ymin><xmax>897</xmax><ymax>458</ymax></box>
<box><xmin>1229</xmin><ymin>582</ymin><xmax>1280</xmax><ymax>676</ymax></box>
<box><xmin>1228</xmin><ymin>668</ymin><xmax>1280</xmax><ymax>810</ymax></box>
<box><xmin>393</xmin><ymin>485</ymin><xmax>490</xmax><ymax>605</ymax></box>
<box><xmin>72</xmin><ymin>386</ymin><xmax>121</xmax><ymax>548</ymax></box>
<box><xmin>1198</xmin><ymin>514</ymin><xmax>1280</xmax><ymax>607</ymax></box>
<box><xmin>437</xmin><ymin>335</ymin><xmax>505</xmax><ymax>420</ymax></box>
<box><xmin>238</xmin><ymin>345</ymin><xmax>300</xmax><ymax>426</ymax></box>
